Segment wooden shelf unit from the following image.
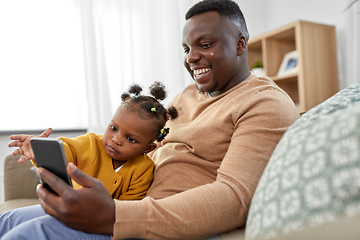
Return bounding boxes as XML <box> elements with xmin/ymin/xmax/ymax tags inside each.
<box><xmin>248</xmin><ymin>20</ymin><xmax>339</xmax><ymax>113</ymax></box>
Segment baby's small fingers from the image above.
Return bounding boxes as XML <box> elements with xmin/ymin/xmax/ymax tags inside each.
<box><xmin>8</xmin><ymin>141</ymin><xmax>23</xmax><ymax>148</ymax></box>
<box><xmin>11</xmin><ymin>148</ymin><xmax>22</xmax><ymax>156</ymax></box>
<box><xmin>18</xmin><ymin>155</ymin><xmax>29</xmax><ymax>163</ymax></box>
<box><xmin>39</xmin><ymin>128</ymin><xmax>52</xmax><ymax>138</ymax></box>
<box><xmin>9</xmin><ymin>135</ymin><xmax>22</xmax><ymax>140</ymax></box>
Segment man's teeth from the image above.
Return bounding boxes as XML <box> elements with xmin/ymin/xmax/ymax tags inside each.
<box><xmin>194</xmin><ymin>68</ymin><xmax>210</xmax><ymax>75</ymax></box>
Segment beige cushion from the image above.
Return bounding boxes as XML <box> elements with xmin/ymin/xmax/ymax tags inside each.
<box><xmin>4</xmin><ymin>154</ymin><xmax>39</xmax><ymax>201</ymax></box>
<box><xmin>0</xmin><ymin>154</ymin><xmax>40</xmax><ymax>213</ymax></box>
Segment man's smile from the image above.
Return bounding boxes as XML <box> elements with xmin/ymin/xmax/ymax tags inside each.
<box><xmin>193</xmin><ymin>67</ymin><xmax>211</xmax><ymax>82</ymax></box>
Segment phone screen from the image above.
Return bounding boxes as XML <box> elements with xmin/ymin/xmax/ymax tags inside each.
<box><xmin>30</xmin><ymin>138</ymin><xmax>72</xmax><ymax>195</ymax></box>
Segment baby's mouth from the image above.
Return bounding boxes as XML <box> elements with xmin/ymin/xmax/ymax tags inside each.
<box><xmin>107</xmin><ymin>144</ymin><xmax>119</xmax><ymax>154</ymax></box>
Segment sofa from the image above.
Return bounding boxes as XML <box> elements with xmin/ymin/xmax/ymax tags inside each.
<box><xmin>1</xmin><ymin>83</ymin><xmax>360</xmax><ymax>240</ymax></box>
<box><xmin>0</xmin><ymin>154</ymin><xmax>39</xmax><ymax>213</ymax></box>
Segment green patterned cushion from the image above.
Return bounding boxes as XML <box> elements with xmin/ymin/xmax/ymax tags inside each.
<box><xmin>245</xmin><ymin>83</ymin><xmax>360</xmax><ymax>239</ymax></box>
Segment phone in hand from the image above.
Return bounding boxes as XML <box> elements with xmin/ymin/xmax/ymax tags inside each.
<box><xmin>30</xmin><ymin>138</ymin><xmax>73</xmax><ymax>195</ymax></box>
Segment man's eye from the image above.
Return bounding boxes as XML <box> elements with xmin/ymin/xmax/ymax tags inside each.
<box><xmin>201</xmin><ymin>42</ymin><xmax>213</xmax><ymax>48</ymax></box>
<box><xmin>127</xmin><ymin>137</ymin><xmax>136</xmax><ymax>143</ymax></box>
<box><xmin>183</xmin><ymin>48</ymin><xmax>189</xmax><ymax>54</ymax></box>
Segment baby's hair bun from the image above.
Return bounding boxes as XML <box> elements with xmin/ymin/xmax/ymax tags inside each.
<box><xmin>167</xmin><ymin>106</ymin><xmax>178</xmax><ymax>120</ymax></box>
<box><xmin>129</xmin><ymin>84</ymin><xmax>143</xmax><ymax>95</ymax></box>
<box><xmin>121</xmin><ymin>93</ymin><xmax>131</xmax><ymax>102</ymax></box>
<box><xmin>121</xmin><ymin>84</ymin><xmax>143</xmax><ymax>102</ymax></box>
<box><xmin>150</xmin><ymin>82</ymin><xmax>167</xmax><ymax>101</ymax></box>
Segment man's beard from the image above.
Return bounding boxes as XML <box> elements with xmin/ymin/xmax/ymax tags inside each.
<box><xmin>196</xmin><ymin>81</ymin><xmax>218</xmax><ymax>95</ymax></box>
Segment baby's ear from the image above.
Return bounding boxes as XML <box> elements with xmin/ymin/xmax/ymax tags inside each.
<box><xmin>144</xmin><ymin>143</ymin><xmax>157</xmax><ymax>154</ymax></box>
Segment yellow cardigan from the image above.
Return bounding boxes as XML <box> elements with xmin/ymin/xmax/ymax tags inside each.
<box><xmin>32</xmin><ymin>133</ymin><xmax>154</xmax><ymax>200</ymax></box>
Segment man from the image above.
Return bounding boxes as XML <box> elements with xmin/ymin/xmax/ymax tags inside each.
<box><xmin>0</xmin><ymin>0</ymin><xmax>299</xmax><ymax>239</ymax></box>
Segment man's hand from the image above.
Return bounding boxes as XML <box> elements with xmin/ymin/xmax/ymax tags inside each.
<box><xmin>8</xmin><ymin>128</ymin><xmax>53</xmax><ymax>163</ymax></box>
<box><xmin>36</xmin><ymin>162</ymin><xmax>115</xmax><ymax>235</ymax></box>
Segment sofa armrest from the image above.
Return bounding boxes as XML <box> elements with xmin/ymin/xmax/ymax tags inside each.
<box><xmin>4</xmin><ymin>154</ymin><xmax>39</xmax><ymax>201</ymax></box>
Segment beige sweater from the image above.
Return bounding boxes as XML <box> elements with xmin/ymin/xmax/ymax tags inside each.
<box><xmin>113</xmin><ymin>74</ymin><xmax>299</xmax><ymax>240</ymax></box>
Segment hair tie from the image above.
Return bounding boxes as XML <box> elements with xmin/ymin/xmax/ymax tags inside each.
<box><xmin>134</xmin><ymin>93</ymin><xmax>139</xmax><ymax>98</ymax></box>
<box><xmin>154</xmin><ymin>97</ymin><xmax>158</xmax><ymax>101</ymax></box>
<box><xmin>159</xmin><ymin>128</ymin><xmax>166</xmax><ymax>138</ymax></box>
<box><xmin>151</xmin><ymin>107</ymin><xmax>156</xmax><ymax>112</ymax></box>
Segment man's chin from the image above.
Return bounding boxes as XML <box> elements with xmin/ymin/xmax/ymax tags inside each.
<box><xmin>197</xmin><ymin>87</ymin><xmax>206</xmax><ymax>95</ymax></box>
<box><xmin>196</xmin><ymin>82</ymin><xmax>217</xmax><ymax>95</ymax></box>
<box><xmin>196</xmin><ymin>84</ymin><xmax>206</xmax><ymax>94</ymax></box>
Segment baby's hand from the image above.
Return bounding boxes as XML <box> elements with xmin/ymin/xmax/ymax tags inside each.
<box><xmin>8</xmin><ymin>128</ymin><xmax>53</xmax><ymax>163</ymax></box>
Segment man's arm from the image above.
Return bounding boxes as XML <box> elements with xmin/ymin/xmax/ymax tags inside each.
<box><xmin>36</xmin><ymin>163</ymin><xmax>115</xmax><ymax>235</ymax></box>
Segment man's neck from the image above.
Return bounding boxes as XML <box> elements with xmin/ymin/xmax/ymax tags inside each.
<box><xmin>207</xmin><ymin>70</ymin><xmax>250</xmax><ymax>97</ymax></box>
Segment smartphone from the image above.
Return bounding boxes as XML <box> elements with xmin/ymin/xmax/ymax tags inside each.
<box><xmin>30</xmin><ymin>138</ymin><xmax>72</xmax><ymax>195</ymax></box>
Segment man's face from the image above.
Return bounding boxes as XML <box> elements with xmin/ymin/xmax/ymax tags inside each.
<box><xmin>182</xmin><ymin>11</ymin><xmax>241</xmax><ymax>95</ymax></box>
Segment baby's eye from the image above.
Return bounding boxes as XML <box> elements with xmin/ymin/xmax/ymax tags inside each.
<box><xmin>183</xmin><ymin>48</ymin><xmax>189</xmax><ymax>54</ymax></box>
<box><xmin>127</xmin><ymin>137</ymin><xmax>136</xmax><ymax>143</ymax></box>
<box><xmin>109</xmin><ymin>124</ymin><xmax>117</xmax><ymax>132</ymax></box>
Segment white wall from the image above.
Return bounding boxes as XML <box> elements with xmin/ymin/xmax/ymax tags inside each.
<box><xmin>235</xmin><ymin>0</ymin><xmax>268</xmax><ymax>37</ymax></box>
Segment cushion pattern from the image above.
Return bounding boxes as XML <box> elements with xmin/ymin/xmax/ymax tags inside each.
<box><xmin>245</xmin><ymin>83</ymin><xmax>360</xmax><ymax>239</ymax></box>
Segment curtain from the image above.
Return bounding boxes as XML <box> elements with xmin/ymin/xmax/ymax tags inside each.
<box><xmin>346</xmin><ymin>0</ymin><xmax>360</xmax><ymax>88</ymax></box>
<box><xmin>77</xmin><ymin>0</ymin><xmax>113</xmax><ymax>134</ymax></box>
<box><xmin>0</xmin><ymin>0</ymin><xmax>87</xmax><ymax>131</ymax></box>
<box><xmin>76</xmin><ymin>0</ymin><xmax>197</xmax><ymax>134</ymax></box>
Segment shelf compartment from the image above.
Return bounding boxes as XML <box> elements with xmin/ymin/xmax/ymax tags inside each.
<box><xmin>275</xmin><ymin>78</ymin><xmax>300</xmax><ymax>112</ymax></box>
<box><xmin>248</xmin><ymin>38</ymin><xmax>263</xmax><ymax>71</ymax></box>
<box><xmin>264</xmin><ymin>28</ymin><xmax>296</xmax><ymax>77</ymax></box>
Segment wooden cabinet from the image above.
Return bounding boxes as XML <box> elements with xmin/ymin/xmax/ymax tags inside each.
<box><xmin>248</xmin><ymin>20</ymin><xmax>339</xmax><ymax>113</ymax></box>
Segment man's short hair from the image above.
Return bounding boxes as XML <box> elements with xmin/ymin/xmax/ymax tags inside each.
<box><xmin>185</xmin><ymin>0</ymin><xmax>249</xmax><ymax>40</ymax></box>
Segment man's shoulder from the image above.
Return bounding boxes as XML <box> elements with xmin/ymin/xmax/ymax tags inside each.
<box><xmin>230</xmin><ymin>74</ymin><xmax>292</xmax><ymax>100</ymax></box>
<box><xmin>222</xmin><ymin>74</ymin><xmax>298</xmax><ymax>116</ymax></box>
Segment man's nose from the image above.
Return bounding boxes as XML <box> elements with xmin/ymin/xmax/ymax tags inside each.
<box><xmin>185</xmin><ymin>49</ymin><xmax>201</xmax><ymax>64</ymax></box>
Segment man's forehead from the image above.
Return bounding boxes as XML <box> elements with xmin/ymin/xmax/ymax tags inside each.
<box><xmin>183</xmin><ymin>12</ymin><xmax>221</xmax><ymax>35</ymax></box>
<box><xmin>185</xmin><ymin>11</ymin><xmax>222</xmax><ymax>27</ymax></box>
<box><xmin>182</xmin><ymin>11</ymin><xmax>238</xmax><ymax>42</ymax></box>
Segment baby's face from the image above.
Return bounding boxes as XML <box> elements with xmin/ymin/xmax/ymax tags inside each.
<box><xmin>102</xmin><ymin>106</ymin><xmax>155</xmax><ymax>161</ymax></box>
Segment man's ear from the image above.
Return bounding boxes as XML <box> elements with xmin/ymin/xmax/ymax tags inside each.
<box><xmin>144</xmin><ymin>143</ymin><xmax>157</xmax><ymax>154</ymax></box>
<box><xmin>237</xmin><ymin>35</ymin><xmax>246</xmax><ymax>55</ymax></box>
